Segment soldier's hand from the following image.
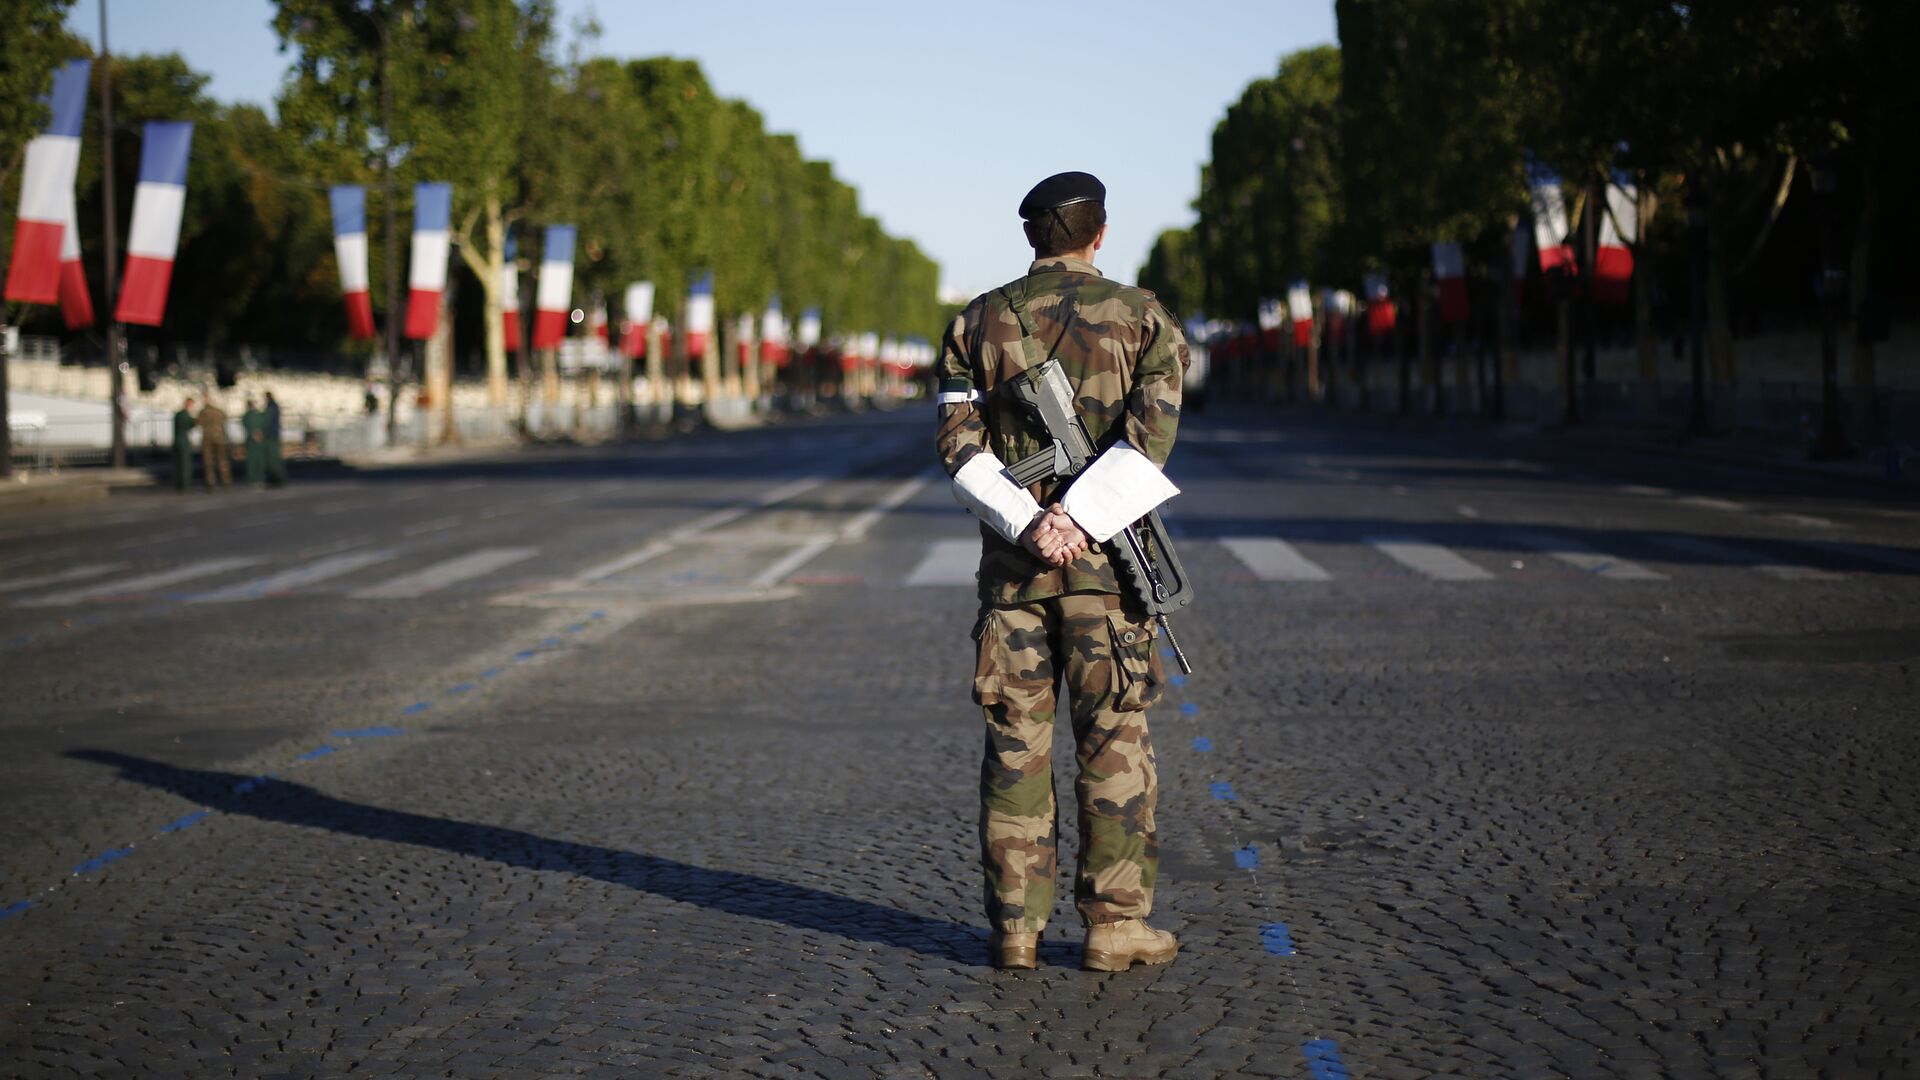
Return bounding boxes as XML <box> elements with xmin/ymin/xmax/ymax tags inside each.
<box><xmin>1042</xmin><ymin>505</ymin><xmax>1090</xmax><ymax>566</ymax></box>
<box><xmin>1020</xmin><ymin>511</ymin><xmax>1070</xmax><ymax>565</ymax></box>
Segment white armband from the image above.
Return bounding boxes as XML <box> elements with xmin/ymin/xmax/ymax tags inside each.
<box><xmin>1060</xmin><ymin>443</ymin><xmax>1179</xmax><ymax>543</ymax></box>
<box><xmin>950</xmin><ymin>451</ymin><xmax>1044</xmax><ymax>543</ymax></box>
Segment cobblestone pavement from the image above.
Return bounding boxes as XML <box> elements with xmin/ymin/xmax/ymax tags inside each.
<box><xmin>2</xmin><ymin>406</ymin><xmax>1917</xmax><ymax>1078</ymax></box>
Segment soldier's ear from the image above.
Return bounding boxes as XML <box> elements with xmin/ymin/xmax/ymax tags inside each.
<box><xmin>1092</xmin><ymin>224</ymin><xmax>1108</xmax><ymax>253</ymax></box>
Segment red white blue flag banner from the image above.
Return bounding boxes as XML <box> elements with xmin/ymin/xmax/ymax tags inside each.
<box><xmin>1528</xmin><ymin>168</ymin><xmax>1574</xmax><ymax>275</ymax></box>
<box><xmin>734</xmin><ymin>313</ymin><xmax>755</xmax><ymax>365</ymax></box>
<box><xmin>115</xmin><ymin>120</ymin><xmax>194</xmax><ymax>327</ymax></box>
<box><xmin>684</xmin><ymin>272</ymin><xmax>714</xmax><ymax>358</ymax></box>
<box><xmin>57</xmin><ymin>186</ymin><xmax>93</xmax><ymax>329</ymax></box>
<box><xmin>403</xmin><ymin>182</ymin><xmax>451</xmax><ymax>340</ymax></box>
<box><xmin>796</xmin><ymin>308</ymin><xmax>821</xmax><ymax>350</ymax></box>
<box><xmin>622</xmin><ymin>281</ymin><xmax>654</xmax><ymax>357</ymax></box>
<box><xmin>1431</xmin><ymin>240</ymin><xmax>1469</xmax><ymax>323</ymax></box>
<box><xmin>1364</xmin><ymin>272</ymin><xmax>1395</xmax><ymax>337</ymax></box>
<box><xmin>5</xmin><ymin>59</ymin><xmax>90</xmax><ymax>307</ymax></box>
<box><xmin>1287</xmin><ymin>281</ymin><xmax>1313</xmax><ymax>347</ymax></box>
<box><xmin>1595</xmin><ymin>179</ymin><xmax>1637</xmax><ymax>305</ymax></box>
<box><xmin>532</xmin><ymin>224</ymin><xmax>575</xmax><ymax>349</ymax></box>
<box><xmin>760</xmin><ymin>296</ymin><xmax>787</xmax><ymax>366</ymax></box>
<box><xmin>327</xmin><ymin>184</ymin><xmax>374</xmax><ymax>340</ymax></box>
<box><xmin>501</xmin><ymin>231</ymin><xmax>521</xmax><ymax>345</ymax></box>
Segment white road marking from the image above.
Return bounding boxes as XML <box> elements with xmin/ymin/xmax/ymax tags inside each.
<box><xmin>19</xmin><ymin>557</ymin><xmax>267</xmax><ymax>606</ymax></box>
<box><xmin>0</xmin><ymin>563</ymin><xmax>128</xmax><ymax>594</ymax></box>
<box><xmin>1456</xmin><ymin>505</ymin><xmax>1480</xmax><ymax>519</ymax></box>
<box><xmin>1617</xmin><ymin>484</ymin><xmax>1671</xmax><ymax>497</ymax></box>
<box><xmin>750</xmin><ymin>537</ymin><xmax>838</xmax><ymax>587</ymax></box>
<box><xmin>1676</xmin><ymin>496</ymin><xmax>1746</xmax><ymax>512</ymax></box>
<box><xmin>447</xmin><ymin>480</ymin><xmax>486</xmax><ymax>492</ymax></box>
<box><xmin>478</xmin><ymin>504</ymin><xmax>525</xmax><ymax>520</ymax></box>
<box><xmin>190</xmin><ymin>550</ymin><xmax>398</xmax><ymax>602</ymax></box>
<box><xmin>539</xmin><ymin>491</ymin><xmax>586</xmax><ymax>506</ymax></box>
<box><xmin>1649</xmin><ymin>535</ymin><xmax>1842</xmax><ymax>580</ymax></box>
<box><xmin>402</xmin><ymin>516</ymin><xmax>465</xmax><ymax>537</ymax></box>
<box><xmin>841</xmin><ymin>473</ymin><xmax>934</xmax><ymax>539</ymax></box>
<box><xmin>1367</xmin><ymin>539</ymin><xmax>1494</xmax><ymax>581</ymax></box>
<box><xmin>905</xmin><ymin>539</ymin><xmax>982</xmax><ymax>586</ymax></box>
<box><xmin>1773</xmin><ymin>513</ymin><xmax>1836</xmax><ymax>529</ymax></box>
<box><xmin>1508</xmin><ymin>531</ymin><xmax>1666</xmax><ymax>580</ymax></box>
<box><xmin>574</xmin><ymin>540</ymin><xmax>677</xmax><ymax>583</ymax></box>
<box><xmin>116</xmin><ymin>528</ymin><xmax>198</xmax><ymax>549</ymax></box>
<box><xmin>1220</xmin><ymin>538</ymin><xmax>1333</xmax><ymax>582</ymax></box>
<box><xmin>350</xmin><ymin>547</ymin><xmax>538</xmax><ymax>599</ymax></box>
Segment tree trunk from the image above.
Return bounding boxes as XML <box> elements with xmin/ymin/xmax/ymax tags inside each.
<box><xmin>1634</xmin><ymin>186</ymin><xmax>1659</xmax><ymax>380</ymax></box>
<box><xmin>1849</xmin><ymin>161</ymin><xmax>1879</xmax><ymax>442</ymax></box>
<box><xmin>1706</xmin><ymin>199</ymin><xmax>1736</xmax><ymax>386</ymax></box>
<box><xmin>1418</xmin><ymin>271</ymin><xmax>1438</xmax><ymax>416</ymax></box>
<box><xmin>453</xmin><ymin>188</ymin><xmax>510</xmax><ymax>411</ymax></box>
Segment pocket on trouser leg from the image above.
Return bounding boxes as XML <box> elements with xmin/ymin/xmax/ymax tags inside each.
<box><xmin>1105</xmin><ymin>613</ymin><xmax>1164</xmax><ymax>712</ymax></box>
<box><xmin>973</xmin><ymin>607</ymin><xmax>1052</xmax><ymax>707</ymax></box>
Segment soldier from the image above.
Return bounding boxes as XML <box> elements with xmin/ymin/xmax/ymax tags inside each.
<box><xmin>197</xmin><ymin>397</ymin><xmax>232</xmax><ymax>491</ymax></box>
<box><xmin>936</xmin><ymin>171</ymin><xmax>1190</xmax><ymax>972</ymax></box>
<box><xmin>171</xmin><ymin>396</ymin><xmax>197</xmax><ymax>492</ymax></box>
<box><xmin>241</xmin><ymin>397</ymin><xmax>267</xmax><ymax>488</ymax></box>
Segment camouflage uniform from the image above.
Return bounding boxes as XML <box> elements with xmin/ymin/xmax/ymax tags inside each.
<box><xmin>937</xmin><ymin>255</ymin><xmax>1189</xmax><ymax>934</ymax></box>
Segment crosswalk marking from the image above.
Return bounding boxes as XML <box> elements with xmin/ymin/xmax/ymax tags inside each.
<box><xmin>905</xmin><ymin>539</ymin><xmax>980</xmax><ymax>586</ymax></box>
<box><xmin>1649</xmin><ymin>535</ymin><xmax>1841</xmax><ymax>580</ymax></box>
<box><xmin>190</xmin><ymin>550</ymin><xmax>398</xmax><ymax>602</ymax></box>
<box><xmin>1220</xmin><ymin>538</ymin><xmax>1332</xmax><ymax>581</ymax></box>
<box><xmin>1367</xmin><ymin>538</ymin><xmax>1494</xmax><ymax>581</ymax></box>
<box><xmin>0</xmin><ymin>563</ymin><xmax>128</xmax><ymax>595</ymax></box>
<box><xmin>18</xmin><ymin>557</ymin><xmax>268</xmax><ymax>606</ymax></box>
<box><xmin>1508</xmin><ymin>531</ymin><xmax>1666</xmax><ymax>580</ymax></box>
<box><xmin>349</xmin><ymin>547</ymin><xmax>538</xmax><ymax>599</ymax></box>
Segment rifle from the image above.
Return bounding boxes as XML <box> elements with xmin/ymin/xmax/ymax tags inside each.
<box><xmin>1003</xmin><ymin>357</ymin><xmax>1195</xmax><ymax>674</ymax></box>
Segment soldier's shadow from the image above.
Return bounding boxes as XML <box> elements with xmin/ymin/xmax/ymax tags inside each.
<box><xmin>68</xmin><ymin>750</ymin><xmax>985</xmax><ymax>965</ymax></box>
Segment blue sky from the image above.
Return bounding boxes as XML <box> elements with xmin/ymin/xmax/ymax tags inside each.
<box><xmin>72</xmin><ymin>0</ymin><xmax>1336</xmax><ymax>300</ymax></box>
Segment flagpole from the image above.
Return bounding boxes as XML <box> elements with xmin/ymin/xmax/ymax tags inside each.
<box><xmin>99</xmin><ymin>0</ymin><xmax>126</xmax><ymax>469</ymax></box>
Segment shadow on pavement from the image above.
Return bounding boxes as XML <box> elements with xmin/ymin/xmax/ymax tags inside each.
<box><xmin>67</xmin><ymin>749</ymin><xmax>985</xmax><ymax>965</ymax></box>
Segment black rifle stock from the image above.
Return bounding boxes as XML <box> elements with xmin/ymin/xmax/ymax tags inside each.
<box><xmin>1005</xmin><ymin>357</ymin><xmax>1195</xmax><ymax>674</ymax></box>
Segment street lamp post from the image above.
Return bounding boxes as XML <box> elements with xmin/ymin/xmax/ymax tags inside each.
<box><xmin>1685</xmin><ymin>183</ymin><xmax>1709</xmax><ymax>436</ymax></box>
<box><xmin>100</xmin><ymin>0</ymin><xmax>127</xmax><ymax>469</ymax></box>
<box><xmin>1809</xmin><ymin>153</ymin><xmax>1853</xmax><ymax>460</ymax></box>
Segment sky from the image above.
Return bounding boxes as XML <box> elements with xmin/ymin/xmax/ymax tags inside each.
<box><xmin>70</xmin><ymin>0</ymin><xmax>1337</xmax><ymax>300</ymax></box>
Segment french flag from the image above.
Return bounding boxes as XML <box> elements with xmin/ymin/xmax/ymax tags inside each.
<box><xmin>1432</xmin><ymin>241</ymin><xmax>1469</xmax><ymax>323</ymax></box>
<box><xmin>4</xmin><ymin>59</ymin><xmax>89</xmax><ymax>307</ymax></box>
<box><xmin>532</xmin><ymin>224</ymin><xmax>574</xmax><ymax>349</ymax></box>
<box><xmin>684</xmin><ymin>272</ymin><xmax>714</xmax><ymax>358</ymax></box>
<box><xmin>1528</xmin><ymin>167</ymin><xmax>1575</xmax><ymax>276</ymax></box>
<box><xmin>1287</xmin><ymin>281</ymin><xmax>1313</xmax><ymax>348</ymax></box>
<box><xmin>57</xmin><ymin>186</ymin><xmax>93</xmax><ymax>329</ymax></box>
<box><xmin>327</xmin><ymin>185</ymin><xmax>375</xmax><ymax>340</ymax></box>
<box><xmin>115</xmin><ymin>120</ymin><xmax>194</xmax><ymax>327</ymax></box>
<box><xmin>404</xmin><ymin>182</ymin><xmax>452</xmax><ymax>340</ymax></box>
<box><xmin>622</xmin><ymin>281</ymin><xmax>654</xmax><ymax>358</ymax></box>
<box><xmin>760</xmin><ymin>297</ymin><xmax>787</xmax><ymax>367</ymax></box>
<box><xmin>796</xmin><ymin>307</ymin><xmax>821</xmax><ymax>351</ymax></box>
<box><xmin>501</xmin><ymin>231</ymin><xmax>521</xmax><ymax>345</ymax></box>
<box><xmin>1595</xmin><ymin>178</ymin><xmax>1636</xmax><ymax>305</ymax></box>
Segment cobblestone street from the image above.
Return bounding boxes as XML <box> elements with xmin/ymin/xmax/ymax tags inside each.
<box><xmin>2</xmin><ymin>408</ymin><xmax>1917</xmax><ymax>1078</ymax></box>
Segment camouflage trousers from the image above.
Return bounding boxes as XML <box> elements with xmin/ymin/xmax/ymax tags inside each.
<box><xmin>973</xmin><ymin>590</ymin><xmax>1166</xmax><ymax>934</ymax></box>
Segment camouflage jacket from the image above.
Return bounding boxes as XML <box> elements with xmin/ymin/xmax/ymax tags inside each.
<box><xmin>936</xmin><ymin>256</ymin><xmax>1189</xmax><ymax>605</ymax></box>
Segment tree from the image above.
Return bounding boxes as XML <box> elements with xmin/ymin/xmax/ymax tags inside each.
<box><xmin>1137</xmin><ymin>228</ymin><xmax>1204</xmax><ymax>320</ymax></box>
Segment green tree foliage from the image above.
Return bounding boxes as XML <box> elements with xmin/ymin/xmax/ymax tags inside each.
<box><xmin>1194</xmin><ymin>44</ymin><xmax>1343</xmax><ymax>319</ymax></box>
<box><xmin>1137</xmin><ymin>228</ymin><xmax>1203</xmax><ymax>320</ymax></box>
<box><xmin>0</xmin><ymin>0</ymin><xmax>77</xmax><ymax>171</ymax></box>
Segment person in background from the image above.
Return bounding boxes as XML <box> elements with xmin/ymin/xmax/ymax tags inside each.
<box><xmin>171</xmin><ymin>396</ymin><xmax>197</xmax><ymax>492</ymax></box>
<box><xmin>197</xmin><ymin>398</ymin><xmax>232</xmax><ymax>491</ymax></box>
<box><xmin>262</xmin><ymin>391</ymin><xmax>288</xmax><ymax>487</ymax></box>
<box><xmin>241</xmin><ymin>398</ymin><xmax>267</xmax><ymax>489</ymax></box>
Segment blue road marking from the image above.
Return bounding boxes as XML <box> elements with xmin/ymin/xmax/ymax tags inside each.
<box><xmin>232</xmin><ymin>774</ymin><xmax>276</xmax><ymax>795</ymax></box>
<box><xmin>1192</xmin><ymin>736</ymin><xmax>1213</xmax><ymax>752</ymax></box>
<box><xmin>590</xmin><ymin>610</ymin><xmax>607</xmax><ymax>619</ymax></box>
<box><xmin>293</xmin><ymin>746</ymin><xmax>335</xmax><ymax>762</ymax></box>
<box><xmin>159</xmin><ymin>810</ymin><xmax>209</xmax><ymax>834</ymax></box>
<box><xmin>1235</xmin><ymin>844</ymin><xmax>1260</xmax><ymax>869</ymax></box>
<box><xmin>564</xmin><ymin>623</ymin><xmax>587</xmax><ymax>633</ymax></box>
<box><xmin>539</xmin><ymin>637</ymin><xmax>562</xmax><ymax>648</ymax></box>
<box><xmin>1180</xmin><ymin>702</ymin><xmax>1199</xmax><ymax>715</ymax></box>
<box><xmin>448</xmin><ymin>682</ymin><xmax>477</xmax><ymax>695</ymax></box>
<box><xmin>73</xmin><ymin>846</ymin><xmax>135</xmax><ymax>875</ymax></box>
<box><xmin>480</xmin><ymin>667</ymin><xmax>506</xmax><ymax>679</ymax></box>
<box><xmin>332</xmin><ymin>726</ymin><xmax>405</xmax><ymax>739</ymax></box>
<box><xmin>513</xmin><ymin>650</ymin><xmax>537</xmax><ymax>661</ymax></box>
<box><xmin>1209</xmin><ymin>781</ymin><xmax>1236</xmax><ymax>801</ymax></box>
<box><xmin>1159</xmin><ymin>647</ymin><xmax>1174</xmax><ymax>659</ymax></box>
<box><xmin>1170</xmin><ymin>674</ymin><xmax>1187</xmax><ymax>687</ymax></box>
<box><xmin>1260</xmin><ymin>922</ymin><xmax>1295</xmax><ymax>956</ymax></box>
<box><xmin>1303</xmin><ymin>1039</ymin><xmax>1349</xmax><ymax>1080</ymax></box>
<box><xmin>401</xmin><ymin>701</ymin><xmax>433</xmax><ymax>715</ymax></box>
<box><xmin>0</xmin><ymin>900</ymin><xmax>29</xmax><ymax>920</ymax></box>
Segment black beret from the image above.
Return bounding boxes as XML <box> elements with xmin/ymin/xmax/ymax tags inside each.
<box><xmin>1018</xmin><ymin>171</ymin><xmax>1105</xmax><ymax>220</ymax></box>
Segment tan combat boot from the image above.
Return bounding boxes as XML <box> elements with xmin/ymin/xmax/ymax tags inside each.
<box><xmin>990</xmin><ymin>930</ymin><xmax>1039</xmax><ymax>970</ymax></box>
<box><xmin>1081</xmin><ymin>919</ymin><xmax>1178</xmax><ymax>972</ymax></box>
